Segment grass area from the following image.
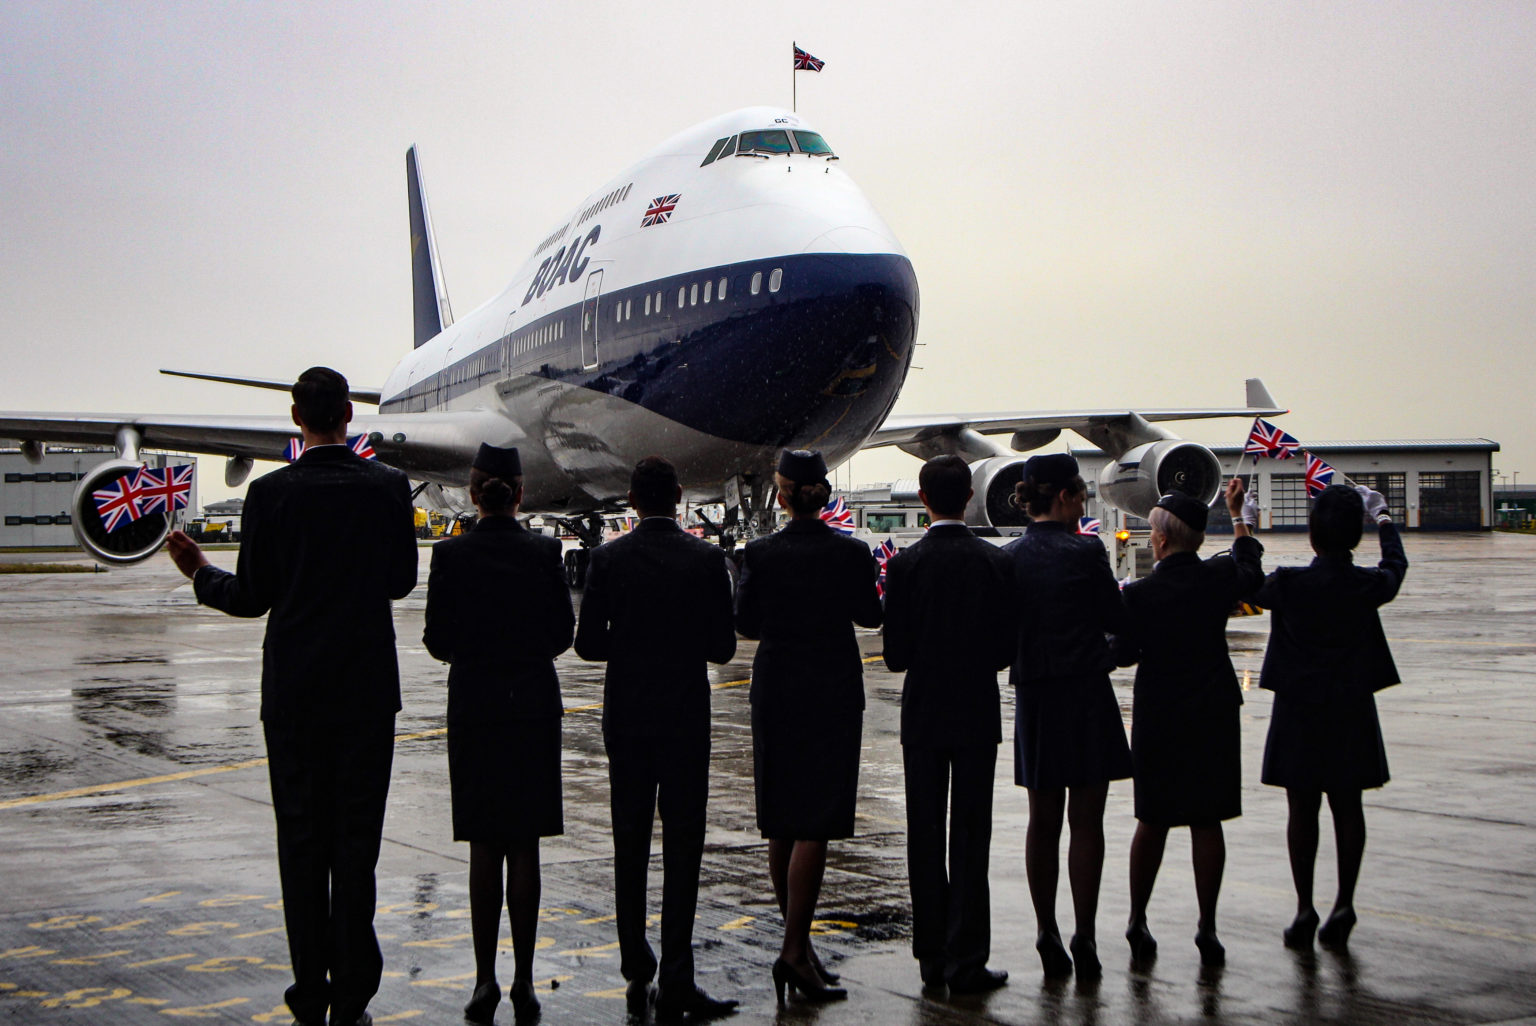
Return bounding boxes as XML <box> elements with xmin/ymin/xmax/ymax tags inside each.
<box><xmin>0</xmin><ymin>563</ymin><xmax>103</xmax><ymax>574</ymax></box>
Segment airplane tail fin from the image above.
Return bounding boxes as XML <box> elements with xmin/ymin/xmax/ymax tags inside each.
<box><xmin>407</xmin><ymin>145</ymin><xmax>454</xmax><ymax>348</ymax></box>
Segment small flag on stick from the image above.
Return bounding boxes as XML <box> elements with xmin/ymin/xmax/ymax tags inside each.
<box><xmin>1304</xmin><ymin>452</ymin><xmax>1336</xmax><ymax>497</ymax></box>
<box><xmin>819</xmin><ymin>495</ymin><xmax>855</xmax><ymax>533</ymax></box>
<box><xmin>1245</xmin><ymin>418</ymin><xmax>1300</xmax><ymax>461</ymax></box>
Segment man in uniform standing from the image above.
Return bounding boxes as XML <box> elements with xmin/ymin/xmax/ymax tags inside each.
<box><xmin>167</xmin><ymin>367</ymin><xmax>419</xmax><ymax>1026</ymax></box>
<box><xmin>574</xmin><ymin>456</ymin><xmax>739</xmax><ymax>1020</ymax></box>
<box><xmin>881</xmin><ymin>454</ymin><xmax>1017</xmax><ymax>993</ymax></box>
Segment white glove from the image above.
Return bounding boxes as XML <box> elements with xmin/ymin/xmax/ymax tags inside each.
<box><xmin>1355</xmin><ymin>485</ymin><xmax>1390</xmax><ymax>521</ymax></box>
<box><xmin>1239</xmin><ymin>493</ymin><xmax>1259</xmax><ymax>527</ymax></box>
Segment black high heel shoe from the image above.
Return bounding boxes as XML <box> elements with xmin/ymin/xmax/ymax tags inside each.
<box><xmin>1069</xmin><ymin>935</ymin><xmax>1102</xmax><ymax>979</ymax></box>
<box><xmin>464</xmin><ymin>980</ymin><xmax>501</xmax><ymax>1024</ymax></box>
<box><xmin>772</xmin><ymin>958</ymin><xmax>847</xmax><ymax>1004</ymax></box>
<box><xmin>1125</xmin><ymin>922</ymin><xmax>1158</xmax><ymax>963</ymax></box>
<box><xmin>1194</xmin><ymin>928</ymin><xmax>1226</xmax><ymax>967</ymax></box>
<box><xmin>1283</xmin><ymin>908</ymin><xmax>1320</xmax><ymax>950</ymax></box>
<box><xmin>809</xmin><ymin>947</ymin><xmax>840</xmax><ymax>985</ymax></box>
<box><xmin>1318</xmin><ymin>907</ymin><xmax>1357</xmax><ymax>950</ymax></box>
<box><xmin>508</xmin><ymin>978</ymin><xmax>540</xmax><ymax>1021</ymax></box>
<box><xmin>1036</xmin><ymin>930</ymin><xmax>1073</xmax><ymax>978</ymax></box>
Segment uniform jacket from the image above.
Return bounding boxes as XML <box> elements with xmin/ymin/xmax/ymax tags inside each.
<box><xmin>734</xmin><ymin>517</ymin><xmax>883</xmax><ymax>718</ymax></box>
<box><xmin>574</xmin><ymin>518</ymin><xmax>736</xmax><ymax>739</ymax></box>
<box><xmin>881</xmin><ymin>524</ymin><xmax>1017</xmax><ymax>747</ymax></box>
<box><xmin>1005</xmin><ymin>519</ymin><xmax>1127</xmax><ymax>685</ymax></box>
<box><xmin>194</xmin><ymin>445</ymin><xmax>418</xmax><ymax>722</ymax></box>
<box><xmin>424</xmin><ymin>516</ymin><xmax>574</xmax><ymax>721</ymax></box>
<box><xmin>1253</xmin><ymin>523</ymin><xmax>1407</xmax><ymax>702</ymax></box>
<box><xmin>1111</xmin><ymin>535</ymin><xmax>1265</xmax><ymax>707</ymax></box>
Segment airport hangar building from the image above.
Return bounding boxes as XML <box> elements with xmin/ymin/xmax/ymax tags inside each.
<box><xmin>843</xmin><ymin>439</ymin><xmax>1502</xmax><ymax>534</ymax></box>
<box><xmin>0</xmin><ymin>438</ymin><xmax>1502</xmax><ymax>550</ymax></box>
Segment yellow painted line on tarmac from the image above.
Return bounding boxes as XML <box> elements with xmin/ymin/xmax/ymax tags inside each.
<box><xmin>0</xmin><ymin>656</ymin><xmax>887</xmax><ymax>811</ymax></box>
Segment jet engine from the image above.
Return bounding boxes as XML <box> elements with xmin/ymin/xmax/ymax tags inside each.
<box><xmin>962</xmin><ymin>455</ymin><xmax>1032</xmax><ymax>529</ymax></box>
<box><xmin>1098</xmin><ymin>440</ymin><xmax>1223</xmax><ymax>518</ymax></box>
<box><xmin>71</xmin><ymin>459</ymin><xmax>174</xmax><ymax>565</ymax></box>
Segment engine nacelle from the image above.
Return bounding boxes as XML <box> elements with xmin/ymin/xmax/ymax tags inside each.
<box><xmin>71</xmin><ymin>459</ymin><xmax>175</xmax><ymax>565</ymax></box>
<box><xmin>963</xmin><ymin>455</ymin><xmax>1032</xmax><ymax>529</ymax></box>
<box><xmin>1098</xmin><ymin>440</ymin><xmax>1222</xmax><ymax>518</ymax></box>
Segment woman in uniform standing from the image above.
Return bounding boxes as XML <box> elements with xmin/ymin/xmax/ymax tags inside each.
<box><xmin>423</xmin><ymin>444</ymin><xmax>575</xmax><ymax>1023</ymax></box>
<box><xmin>1112</xmin><ymin>482</ymin><xmax>1263</xmax><ymax>968</ymax></box>
<box><xmin>736</xmin><ymin>449</ymin><xmax>883</xmax><ymax>1004</ymax></box>
<box><xmin>1256</xmin><ymin>484</ymin><xmax>1406</xmax><ymax>952</ymax></box>
<box><xmin>1006</xmin><ymin>453</ymin><xmax>1132</xmax><ymax>979</ymax></box>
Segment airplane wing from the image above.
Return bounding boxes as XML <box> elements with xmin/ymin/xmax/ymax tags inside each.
<box><xmin>864</xmin><ymin>378</ymin><xmax>1284</xmax><ymax>460</ymax></box>
<box><xmin>0</xmin><ymin>409</ymin><xmax>505</xmax><ymax>482</ymax></box>
<box><xmin>159</xmin><ymin>369</ymin><xmax>383</xmax><ymax>405</ymax></box>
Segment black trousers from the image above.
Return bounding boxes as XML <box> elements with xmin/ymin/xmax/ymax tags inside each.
<box><xmin>605</xmin><ymin>732</ymin><xmax>710</xmax><ymax>990</ymax></box>
<box><xmin>264</xmin><ymin>715</ymin><xmax>395</xmax><ymax>1024</ymax></box>
<box><xmin>902</xmin><ymin>742</ymin><xmax>997</xmax><ymax>979</ymax></box>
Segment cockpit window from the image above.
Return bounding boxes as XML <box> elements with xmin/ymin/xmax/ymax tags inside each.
<box><xmin>737</xmin><ymin>129</ymin><xmax>793</xmax><ymax>154</ymax></box>
<box><xmin>793</xmin><ymin>131</ymin><xmax>834</xmax><ymax>156</ymax></box>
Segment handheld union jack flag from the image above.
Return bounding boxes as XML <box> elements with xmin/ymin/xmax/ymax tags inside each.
<box><xmin>1246</xmin><ymin>418</ymin><xmax>1300</xmax><ymax>460</ymax></box>
<box><xmin>137</xmin><ymin>464</ymin><xmax>194</xmax><ymax>515</ymax></box>
<box><xmin>793</xmin><ymin>46</ymin><xmax>825</xmax><ymax>71</ymax></box>
<box><xmin>819</xmin><ymin>496</ymin><xmax>855</xmax><ymax>534</ymax></box>
<box><xmin>1078</xmin><ymin>515</ymin><xmax>1102</xmax><ymax>536</ymax></box>
<box><xmin>349</xmin><ymin>434</ymin><xmax>378</xmax><ymax>460</ymax></box>
<box><xmin>284</xmin><ymin>438</ymin><xmax>306</xmax><ymax>463</ymax></box>
<box><xmin>1304</xmin><ymin>452</ymin><xmax>1336</xmax><ymax>497</ymax></box>
<box><xmin>874</xmin><ymin>537</ymin><xmax>897</xmax><ymax>598</ymax></box>
<box><xmin>641</xmin><ymin>195</ymin><xmax>680</xmax><ymax>227</ymax></box>
<box><xmin>93</xmin><ymin>470</ymin><xmax>149</xmax><ymax>532</ymax></box>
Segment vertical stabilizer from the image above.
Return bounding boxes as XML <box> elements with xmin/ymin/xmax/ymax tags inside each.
<box><xmin>407</xmin><ymin>146</ymin><xmax>454</xmax><ymax>348</ymax></box>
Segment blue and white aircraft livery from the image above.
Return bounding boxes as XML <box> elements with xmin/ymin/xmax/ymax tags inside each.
<box><xmin>0</xmin><ymin>106</ymin><xmax>1281</xmax><ymax>564</ymax></box>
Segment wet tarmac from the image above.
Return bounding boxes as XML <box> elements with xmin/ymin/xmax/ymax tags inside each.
<box><xmin>0</xmin><ymin>532</ymin><xmax>1533</xmax><ymax>1025</ymax></box>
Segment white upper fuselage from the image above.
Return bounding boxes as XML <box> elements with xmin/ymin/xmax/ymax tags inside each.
<box><xmin>378</xmin><ymin>107</ymin><xmax>920</xmax><ymax>512</ymax></box>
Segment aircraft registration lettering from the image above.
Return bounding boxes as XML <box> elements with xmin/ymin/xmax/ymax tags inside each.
<box><xmin>523</xmin><ymin>225</ymin><xmax>601</xmax><ymax>305</ymax></box>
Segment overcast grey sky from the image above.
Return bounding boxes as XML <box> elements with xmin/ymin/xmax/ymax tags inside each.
<box><xmin>4</xmin><ymin>1</ymin><xmax>1533</xmax><ymax>501</ymax></box>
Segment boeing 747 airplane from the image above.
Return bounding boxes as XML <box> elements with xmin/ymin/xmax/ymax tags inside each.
<box><xmin>0</xmin><ymin>106</ymin><xmax>1281</xmax><ymax>565</ymax></box>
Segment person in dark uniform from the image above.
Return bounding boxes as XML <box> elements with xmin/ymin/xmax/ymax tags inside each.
<box><xmin>423</xmin><ymin>444</ymin><xmax>574</xmax><ymax>1023</ymax></box>
<box><xmin>574</xmin><ymin>456</ymin><xmax>740</xmax><ymax>1021</ymax></box>
<box><xmin>1256</xmin><ymin>484</ymin><xmax>1406</xmax><ymax>952</ymax></box>
<box><xmin>1004</xmin><ymin>452</ymin><xmax>1131</xmax><ymax>980</ymax></box>
<box><xmin>166</xmin><ymin>367</ymin><xmax>418</xmax><ymax>1026</ymax></box>
<box><xmin>1111</xmin><ymin>481</ymin><xmax>1263</xmax><ymax>968</ymax></box>
<box><xmin>881</xmin><ymin>455</ymin><xmax>1017</xmax><ymax>993</ymax></box>
<box><xmin>735</xmin><ymin>449</ymin><xmax>882</xmax><ymax>1004</ymax></box>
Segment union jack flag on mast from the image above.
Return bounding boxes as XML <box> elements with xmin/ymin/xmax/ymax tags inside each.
<box><xmin>792</xmin><ymin>43</ymin><xmax>825</xmax><ymax>112</ymax></box>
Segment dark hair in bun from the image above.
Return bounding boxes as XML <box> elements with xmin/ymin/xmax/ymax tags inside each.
<box><xmin>1014</xmin><ymin>473</ymin><xmax>1086</xmax><ymax>517</ymax></box>
<box><xmin>469</xmin><ymin>467</ymin><xmax>520</xmax><ymax>515</ymax></box>
<box><xmin>777</xmin><ymin>475</ymin><xmax>832</xmax><ymax>516</ymax></box>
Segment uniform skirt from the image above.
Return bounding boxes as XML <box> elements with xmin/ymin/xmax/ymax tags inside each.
<box><xmin>752</xmin><ymin>704</ymin><xmax>862</xmax><ymax>840</ymax></box>
<box><xmin>448</xmin><ymin>713</ymin><xmax>563</xmax><ymax>843</ymax></box>
<box><xmin>1132</xmin><ymin>694</ymin><xmax>1241</xmax><ymax>826</ymax></box>
<box><xmin>1261</xmin><ymin>689</ymin><xmax>1389</xmax><ymax>792</ymax></box>
<box><xmin>1014</xmin><ymin>672</ymin><xmax>1133</xmax><ymax>789</ymax></box>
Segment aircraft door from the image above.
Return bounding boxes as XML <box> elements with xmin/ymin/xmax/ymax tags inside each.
<box><xmin>580</xmin><ymin>270</ymin><xmax>602</xmax><ymax>370</ymax></box>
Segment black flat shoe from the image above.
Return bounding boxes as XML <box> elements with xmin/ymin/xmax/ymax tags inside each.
<box><xmin>654</xmin><ymin>984</ymin><xmax>739</xmax><ymax>1021</ymax></box>
<box><xmin>1125</xmin><ymin>923</ymin><xmax>1158</xmax><ymax>963</ymax></box>
<box><xmin>464</xmin><ymin>980</ymin><xmax>501</xmax><ymax>1023</ymax></box>
<box><xmin>1069</xmin><ymin>935</ymin><xmax>1102</xmax><ymax>979</ymax></box>
<box><xmin>1318</xmin><ymin>907</ymin><xmax>1357</xmax><ymax>950</ymax></box>
<box><xmin>947</xmin><ymin>967</ymin><xmax>1008</xmax><ymax>994</ymax></box>
<box><xmin>1283</xmin><ymin>908</ymin><xmax>1320</xmax><ymax>950</ymax></box>
<box><xmin>772</xmin><ymin>958</ymin><xmax>847</xmax><ymax>1004</ymax></box>
<box><xmin>1194</xmin><ymin>929</ymin><xmax>1226</xmax><ymax>967</ymax></box>
<box><xmin>918</xmin><ymin>958</ymin><xmax>946</xmax><ymax>989</ymax></box>
<box><xmin>1036</xmin><ymin>931</ymin><xmax>1073</xmax><ymax>979</ymax></box>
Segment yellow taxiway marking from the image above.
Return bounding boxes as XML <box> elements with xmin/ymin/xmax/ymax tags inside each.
<box><xmin>0</xmin><ymin>658</ymin><xmax>886</xmax><ymax>810</ymax></box>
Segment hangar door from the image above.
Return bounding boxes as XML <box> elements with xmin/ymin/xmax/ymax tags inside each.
<box><xmin>1419</xmin><ymin>471</ymin><xmax>1482</xmax><ymax>529</ymax></box>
